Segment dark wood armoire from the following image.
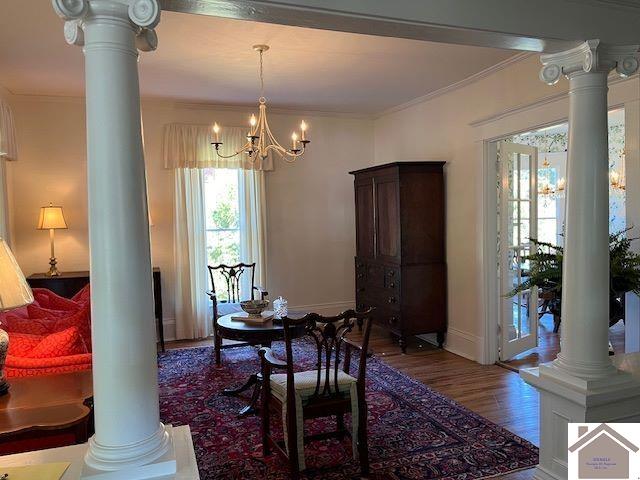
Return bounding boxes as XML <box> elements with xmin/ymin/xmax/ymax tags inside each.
<box><xmin>350</xmin><ymin>162</ymin><xmax>447</xmax><ymax>352</ymax></box>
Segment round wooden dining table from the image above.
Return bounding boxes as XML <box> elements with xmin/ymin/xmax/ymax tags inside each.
<box><xmin>216</xmin><ymin>311</ymin><xmax>307</xmax><ymax>416</ymax></box>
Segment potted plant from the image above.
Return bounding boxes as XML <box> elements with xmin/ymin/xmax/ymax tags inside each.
<box><xmin>509</xmin><ymin>228</ymin><xmax>640</xmax><ymax>328</ymax></box>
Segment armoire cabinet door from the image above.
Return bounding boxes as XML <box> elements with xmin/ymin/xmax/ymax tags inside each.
<box><xmin>375</xmin><ymin>179</ymin><xmax>400</xmax><ymax>261</ymax></box>
<box><xmin>355</xmin><ymin>183</ymin><xmax>375</xmax><ymax>258</ymax></box>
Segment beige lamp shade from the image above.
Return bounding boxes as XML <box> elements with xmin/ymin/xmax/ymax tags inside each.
<box><xmin>0</xmin><ymin>237</ymin><xmax>33</xmax><ymax>311</ymax></box>
<box><xmin>37</xmin><ymin>204</ymin><xmax>68</xmax><ymax>230</ymax></box>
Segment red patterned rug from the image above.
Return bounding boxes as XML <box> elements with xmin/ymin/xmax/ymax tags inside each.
<box><xmin>158</xmin><ymin>342</ymin><xmax>538</xmax><ymax>479</ymax></box>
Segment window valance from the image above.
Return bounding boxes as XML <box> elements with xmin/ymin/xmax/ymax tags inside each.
<box><xmin>0</xmin><ymin>100</ymin><xmax>18</xmax><ymax>161</ymax></box>
<box><xmin>163</xmin><ymin>123</ymin><xmax>273</xmax><ymax>171</ymax></box>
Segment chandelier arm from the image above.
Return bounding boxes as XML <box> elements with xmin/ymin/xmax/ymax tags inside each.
<box><xmin>265</xmin><ymin>143</ymin><xmax>306</xmax><ymax>160</ymax></box>
<box><xmin>214</xmin><ymin>140</ymin><xmax>254</xmax><ymax>159</ymax></box>
<box><xmin>263</xmin><ymin>115</ymin><xmax>292</xmax><ymax>153</ymax></box>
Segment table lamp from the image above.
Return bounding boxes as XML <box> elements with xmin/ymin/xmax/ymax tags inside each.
<box><xmin>0</xmin><ymin>237</ymin><xmax>34</xmax><ymax>395</ymax></box>
<box><xmin>37</xmin><ymin>203</ymin><xmax>67</xmax><ymax>276</ymax></box>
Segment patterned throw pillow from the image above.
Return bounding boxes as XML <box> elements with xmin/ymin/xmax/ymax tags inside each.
<box><xmin>27</xmin><ymin>326</ymin><xmax>88</xmax><ymax>358</ymax></box>
<box><xmin>31</xmin><ymin>288</ymin><xmax>82</xmax><ymax>312</ymax></box>
<box><xmin>7</xmin><ymin>333</ymin><xmax>43</xmax><ymax>357</ymax></box>
<box><xmin>27</xmin><ymin>304</ymin><xmax>69</xmax><ymax>319</ymax></box>
<box><xmin>72</xmin><ymin>284</ymin><xmax>91</xmax><ymax>304</ymax></box>
<box><xmin>1</xmin><ymin>315</ymin><xmax>52</xmax><ymax>336</ymax></box>
<box><xmin>53</xmin><ymin>308</ymin><xmax>91</xmax><ymax>350</ymax></box>
<box><xmin>34</xmin><ymin>292</ymin><xmax>52</xmax><ymax>309</ymax></box>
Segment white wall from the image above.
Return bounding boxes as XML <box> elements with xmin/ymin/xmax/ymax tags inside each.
<box><xmin>8</xmin><ymin>95</ymin><xmax>373</xmax><ymax>339</ymax></box>
<box><xmin>374</xmin><ymin>54</ymin><xmax>640</xmax><ymax>361</ymax></box>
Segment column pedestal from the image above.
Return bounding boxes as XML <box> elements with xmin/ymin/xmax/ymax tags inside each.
<box><xmin>522</xmin><ymin>359</ymin><xmax>640</xmax><ymax>480</ymax></box>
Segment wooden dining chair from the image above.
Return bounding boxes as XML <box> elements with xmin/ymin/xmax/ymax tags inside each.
<box><xmin>258</xmin><ymin>308</ymin><xmax>374</xmax><ymax>478</ymax></box>
<box><xmin>206</xmin><ymin>262</ymin><xmax>268</xmax><ymax>365</ymax></box>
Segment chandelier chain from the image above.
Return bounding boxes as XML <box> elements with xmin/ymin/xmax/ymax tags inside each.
<box><xmin>259</xmin><ymin>49</ymin><xmax>265</xmax><ymax>99</ymax></box>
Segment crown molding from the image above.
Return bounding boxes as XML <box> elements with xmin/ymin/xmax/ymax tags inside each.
<box><xmin>469</xmin><ymin>71</ymin><xmax>637</xmax><ymax>128</ymax></box>
<box><xmin>376</xmin><ymin>51</ymin><xmax>534</xmax><ymax>119</ymax></box>
<box><xmin>564</xmin><ymin>0</ymin><xmax>640</xmax><ymax>11</ymax></box>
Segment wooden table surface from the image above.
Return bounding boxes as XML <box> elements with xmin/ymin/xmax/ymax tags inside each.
<box><xmin>0</xmin><ymin>371</ymin><xmax>93</xmax><ymax>436</ymax></box>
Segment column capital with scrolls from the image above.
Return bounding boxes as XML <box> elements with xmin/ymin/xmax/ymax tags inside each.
<box><xmin>539</xmin><ymin>39</ymin><xmax>639</xmax><ymax>85</ymax></box>
<box><xmin>52</xmin><ymin>0</ymin><xmax>160</xmax><ymax>50</ymax></box>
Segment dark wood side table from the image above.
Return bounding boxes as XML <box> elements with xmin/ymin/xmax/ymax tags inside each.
<box><xmin>27</xmin><ymin>268</ymin><xmax>165</xmax><ymax>351</ymax></box>
<box><xmin>0</xmin><ymin>370</ymin><xmax>93</xmax><ymax>455</ymax></box>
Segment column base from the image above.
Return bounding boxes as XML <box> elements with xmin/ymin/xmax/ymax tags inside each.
<box><xmin>539</xmin><ymin>359</ymin><xmax>630</xmax><ymax>391</ymax></box>
<box><xmin>521</xmin><ymin>354</ymin><xmax>640</xmax><ymax>480</ymax></box>
<box><xmin>82</xmin><ymin>423</ymin><xmax>176</xmax><ymax>479</ymax></box>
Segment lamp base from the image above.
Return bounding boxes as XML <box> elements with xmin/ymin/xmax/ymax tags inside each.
<box><xmin>0</xmin><ymin>328</ymin><xmax>9</xmax><ymax>396</ymax></box>
<box><xmin>47</xmin><ymin>257</ymin><xmax>60</xmax><ymax>277</ymax></box>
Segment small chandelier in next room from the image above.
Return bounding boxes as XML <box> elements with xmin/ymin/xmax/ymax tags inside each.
<box><xmin>211</xmin><ymin>45</ymin><xmax>310</xmax><ymax>162</ymax></box>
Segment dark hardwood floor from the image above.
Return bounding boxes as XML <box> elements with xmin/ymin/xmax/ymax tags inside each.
<box><xmin>166</xmin><ymin>324</ymin><xmax>540</xmax><ymax>479</ymax></box>
<box><xmin>499</xmin><ymin>315</ymin><xmax>625</xmax><ymax>371</ymax></box>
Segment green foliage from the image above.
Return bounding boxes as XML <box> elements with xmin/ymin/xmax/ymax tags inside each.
<box><xmin>507</xmin><ymin>229</ymin><xmax>640</xmax><ymax>324</ymax></box>
<box><xmin>508</xmin><ymin>228</ymin><xmax>640</xmax><ymax>298</ymax></box>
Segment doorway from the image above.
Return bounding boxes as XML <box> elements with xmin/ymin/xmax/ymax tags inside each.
<box><xmin>495</xmin><ymin>108</ymin><xmax>627</xmax><ymax>370</ymax></box>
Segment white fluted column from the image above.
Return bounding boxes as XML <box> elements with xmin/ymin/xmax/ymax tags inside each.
<box><xmin>51</xmin><ymin>1</ymin><xmax>175</xmax><ymax>478</ymax></box>
<box><xmin>521</xmin><ymin>40</ymin><xmax>640</xmax><ymax>480</ymax></box>
<box><xmin>539</xmin><ymin>40</ymin><xmax>639</xmax><ymax>381</ymax></box>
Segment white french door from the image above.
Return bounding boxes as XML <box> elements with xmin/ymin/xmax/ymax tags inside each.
<box><xmin>498</xmin><ymin>141</ymin><xmax>539</xmax><ymax>361</ymax></box>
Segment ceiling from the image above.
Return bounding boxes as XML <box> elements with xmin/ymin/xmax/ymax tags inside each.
<box><xmin>0</xmin><ymin>1</ymin><xmax>516</xmax><ymax>114</ymax></box>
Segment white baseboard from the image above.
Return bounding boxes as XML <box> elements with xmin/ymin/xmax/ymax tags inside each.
<box><xmin>165</xmin><ymin>306</ymin><xmax>478</xmax><ymax>363</ymax></box>
<box><xmin>162</xmin><ymin>318</ymin><xmax>177</xmax><ymax>342</ymax></box>
<box><xmin>419</xmin><ymin>327</ymin><xmax>478</xmax><ymax>361</ymax></box>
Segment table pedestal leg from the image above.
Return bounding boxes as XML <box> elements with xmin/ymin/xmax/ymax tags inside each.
<box><xmin>222</xmin><ymin>373</ymin><xmax>264</xmax><ymax>417</ymax></box>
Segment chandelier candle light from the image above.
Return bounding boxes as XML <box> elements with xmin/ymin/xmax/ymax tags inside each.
<box><xmin>211</xmin><ymin>45</ymin><xmax>310</xmax><ymax>162</ymax></box>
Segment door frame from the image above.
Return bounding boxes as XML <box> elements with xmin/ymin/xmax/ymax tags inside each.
<box><xmin>476</xmin><ymin>92</ymin><xmax>634</xmax><ymax>365</ymax></box>
<box><xmin>475</xmin><ymin>92</ymin><xmax>572</xmax><ymax>365</ymax></box>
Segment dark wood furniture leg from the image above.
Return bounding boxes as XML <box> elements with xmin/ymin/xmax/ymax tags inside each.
<box><xmin>437</xmin><ymin>331</ymin><xmax>445</xmax><ymax>348</ymax></box>
<box><xmin>214</xmin><ymin>325</ymin><xmax>222</xmax><ymax>366</ymax></box>
<box><xmin>399</xmin><ymin>335</ymin><xmax>407</xmax><ymax>353</ymax></box>
<box><xmin>222</xmin><ymin>373</ymin><xmax>264</xmax><ymax>417</ymax></box>
<box><xmin>153</xmin><ymin>269</ymin><xmax>164</xmax><ymax>352</ymax></box>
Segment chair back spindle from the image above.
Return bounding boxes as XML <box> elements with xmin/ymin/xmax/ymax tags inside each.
<box><xmin>282</xmin><ymin>308</ymin><xmax>373</xmax><ymax>404</ymax></box>
<box><xmin>208</xmin><ymin>262</ymin><xmax>256</xmax><ymax>303</ymax></box>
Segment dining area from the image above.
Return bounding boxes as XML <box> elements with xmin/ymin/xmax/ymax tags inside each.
<box><xmin>202</xmin><ymin>260</ymin><xmax>374</xmax><ymax>478</ymax></box>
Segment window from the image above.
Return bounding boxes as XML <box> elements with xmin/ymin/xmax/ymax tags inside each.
<box><xmin>204</xmin><ymin>169</ymin><xmax>241</xmax><ymax>300</ymax></box>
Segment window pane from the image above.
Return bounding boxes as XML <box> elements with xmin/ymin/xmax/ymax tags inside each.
<box><xmin>203</xmin><ymin>168</ymin><xmax>242</xmax><ymax>301</ymax></box>
<box><xmin>204</xmin><ymin>169</ymin><xmax>239</xmax><ymax>230</ymax></box>
<box><xmin>538</xmin><ymin>219</ymin><xmax>557</xmax><ymax>245</ymax></box>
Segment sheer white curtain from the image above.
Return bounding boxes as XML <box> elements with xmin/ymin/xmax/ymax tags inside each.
<box><xmin>173</xmin><ymin>168</ymin><xmax>210</xmax><ymax>339</ymax></box>
<box><xmin>0</xmin><ymin>99</ymin><xmax>18</xmax><ymax>243</ymax></box>
<box><xmin>164</xmin><ymin>123</ymin><xmax>270</xmax><ymax>339</ymax></box>
<box><xmin>239</xmin><ymin>168</ymin><xmax>267</xmax><ymax>295</ymax></box>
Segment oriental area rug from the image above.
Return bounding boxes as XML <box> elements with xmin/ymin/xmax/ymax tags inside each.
<box><xmin>158</xmin><ymin>342</ymin><xmax>538</xmax><ymax>479</ymax></box>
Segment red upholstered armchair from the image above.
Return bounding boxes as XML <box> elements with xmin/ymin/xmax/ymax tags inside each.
<box><xmin>0</xmin><ymin>286</ymin><xmax>92</xmax><ymax>378</ymax></box>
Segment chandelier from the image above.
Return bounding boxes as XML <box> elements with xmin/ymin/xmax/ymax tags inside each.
<box><xmin>610</xmin><ymin>148</ymin><xmax>626</xmax><ymax>193</ymax></box>
<box><xmin>538</xmin><ymin>155</ymin><xmax>566</xmax><ymax>206</ymax></box>
<box><xmin>211</xmin><ymin>45</ymin><xmax>310</xmax><ymax>162</ymax></box>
